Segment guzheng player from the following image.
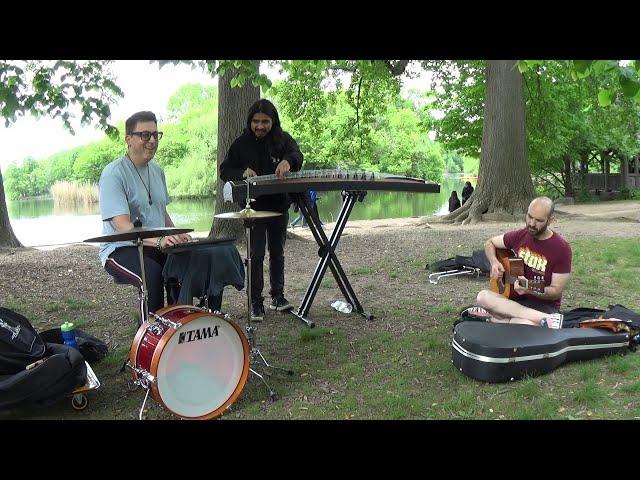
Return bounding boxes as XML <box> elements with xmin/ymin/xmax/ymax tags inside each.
<box><xmin>220</xmin><ymin>99</ymin><xmax>304</xmax><ymax>322</ymax></box>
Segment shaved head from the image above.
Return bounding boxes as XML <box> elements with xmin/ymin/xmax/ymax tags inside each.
<box><xmin>525</xmin><ymin>196</ymin><xmax>555</xmax><ymax>238</ymax></box>
<box><xmin>529</xmin><ymin>196</ymin><xmax>554</xmax><ymax>219</ymax></box>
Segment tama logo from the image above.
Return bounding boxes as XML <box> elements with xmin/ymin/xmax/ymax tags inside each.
<box><xmin>178</xmin><ymin>326</ymin><xmax>219</xmax><ymax>344</ymax></box>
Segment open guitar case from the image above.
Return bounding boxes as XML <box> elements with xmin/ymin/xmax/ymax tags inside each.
<box><xmin>452</xmin><ymin>305</ymin><xmax>640</xmax><ymax>383</ymax></box>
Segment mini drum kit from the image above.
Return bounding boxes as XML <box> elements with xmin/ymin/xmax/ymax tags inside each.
<box><xmin>84</xmin><ymin>190</ymin><xmax>293</xmax><ymax>420</ymax></box>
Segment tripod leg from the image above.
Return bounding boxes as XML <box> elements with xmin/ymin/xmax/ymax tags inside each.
<box><xmin>249</xmin><ymin>368</ymin><xmax>279</xmax><ymax>401</ymax></box>
<box><xmin>253</xmin><ymin>349</ymin><xmax>294</xmax><ymax>376</ymax></box>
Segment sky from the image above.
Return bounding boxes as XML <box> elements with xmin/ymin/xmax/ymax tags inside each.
<box><xmin>0</xmin><ymin>60</ymin><xmax>431</xmax><ymax>171</ymax></box>
<box><xmin>0</xmin><ymin>61</ymin><xmax>217</xmax><ymax>171</ymax></box>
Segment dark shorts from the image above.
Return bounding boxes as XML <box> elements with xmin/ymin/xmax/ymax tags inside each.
<box><xmin>514</xmin><ymin>297</ymin><xmax>559</xmax><ymax>314</ymax></box>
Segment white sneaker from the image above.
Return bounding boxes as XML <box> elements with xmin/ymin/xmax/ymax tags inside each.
<box><xmin>541</xmin><ymin>313</ymin><xmax>563</xmax><ymax>329</ymax></box>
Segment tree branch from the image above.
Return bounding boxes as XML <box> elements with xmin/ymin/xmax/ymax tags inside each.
<box><xmin>383</xmin><ymin>60</ymin><xmax>410</xmax><ymax>77</ymax></box>
<box><xmin>356</xmin><ymin>74</ymin><xmax>363</xmax><ymax>151</ymax></box>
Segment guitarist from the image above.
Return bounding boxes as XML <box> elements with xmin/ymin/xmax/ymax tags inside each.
<box><xmin>473</xmin><ymin>197</ymin><xmax>572</xmax><ymax>329</ymax></box>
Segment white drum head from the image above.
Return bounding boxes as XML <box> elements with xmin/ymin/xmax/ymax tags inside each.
<box><xmin>155</xmin><ymin>314</ymin><xmax>247</xmax><ymax>419</ymax></box>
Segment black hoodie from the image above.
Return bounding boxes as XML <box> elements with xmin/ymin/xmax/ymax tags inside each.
<box><xmin>220</xmin><ymin>128</ymin><xmax>304</xmax><ymax>212</ymax></box>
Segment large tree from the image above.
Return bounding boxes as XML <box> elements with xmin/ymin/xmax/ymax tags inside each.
<box><xmin>208</xmin><ymin>62</ymin><xmax>260</xmax><ymax>240</ymax></box>
<box><xmin>443</xmin><ymin>60</ymin><xmax>536</xmax><ymax>224</ymax></box>
<box><xmin>0</xmin><ymin>169</ymin><xmax>21</xmax><ymax>247</ymax></box>
<box><xmin>0</xmin><ymin>60</ymin><xmax>122</xmax><ymax>247</ymax></box>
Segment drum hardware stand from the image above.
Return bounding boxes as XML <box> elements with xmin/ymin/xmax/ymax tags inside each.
<box><xmin>289</xmin><ymin>190</ymin><xmax>374</xmax><ymax>327</ymax></box>
<box><xmin>239</xmin><ymin>191</ymin><xmax>294</xmax><ymax>401</ymax></box>
<box><xmin>428</xmin><ymin>267</ymin><xmax>482</xmax><ymax>285</ymax></box>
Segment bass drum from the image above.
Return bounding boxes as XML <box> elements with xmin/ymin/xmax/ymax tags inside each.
<box><xmin>129</xmin><ymin>305</ymin><xmax>250</xmax><ymax>420</ymax></box>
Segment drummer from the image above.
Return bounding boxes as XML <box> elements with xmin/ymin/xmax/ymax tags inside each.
<box><xmin>98</xmin><ymin>111</ymin><xmax>191</xmax><ymax>323</ymax></box>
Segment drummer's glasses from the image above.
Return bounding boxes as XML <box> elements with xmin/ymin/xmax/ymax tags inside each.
<box><xmin>131</xmin><ymin>131</ymin><xmax>163</xmax><ymax>141</ymax></box>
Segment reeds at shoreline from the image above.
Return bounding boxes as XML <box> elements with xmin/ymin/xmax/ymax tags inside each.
<box><xmin>50</xmin><ymin>181</ymin><xmax>98</xmax><ymax>207</ymax></box>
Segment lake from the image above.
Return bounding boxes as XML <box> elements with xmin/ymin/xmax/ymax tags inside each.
<box><xmin>7</xmin><ymin>176</ymin><xmax>472</xmax><ymax>249</ymax></box>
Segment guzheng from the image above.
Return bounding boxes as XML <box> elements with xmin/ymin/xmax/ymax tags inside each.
<box><xmin>223</xmin><ymin>169</ymin><xmax>440</xmax><ymax>203</ymax></box>
<box><xmin>220</xmin><ymin>169</ymin><xmax>441</xmax><ymax>328</ymax></box>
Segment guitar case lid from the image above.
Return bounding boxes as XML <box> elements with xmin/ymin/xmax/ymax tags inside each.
<box><xmin>452</xmin><ymin>321</ymin><xmax>630</xmax><ymax>383</ymax></box>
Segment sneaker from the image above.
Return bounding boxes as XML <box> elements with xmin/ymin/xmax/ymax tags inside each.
<box><xmin>270</xmin><ymin>295</ymin><xmax>293</xmax><ymax>312</ymax></box>
<box><xmin>459</xmin><ymin>306</ymin><xmax>492</xmax><ymax>322</ymax></box>
<box><xmin>251</xmin><ymin>303</ymin><xmax>265</xmax><ymax>322</ymax></box>
<box><xmin>540</xmin><ymin>313</ymin><xmax>563</xmax><ymax>329</ymax></box>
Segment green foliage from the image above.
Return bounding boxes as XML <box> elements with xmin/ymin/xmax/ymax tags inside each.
<box><xmin>421</xmin><ymin>60</ymin><xmax>486</xmax><ymax>158</ymax></box>
<box><xmin>0</xmin><ymin>60</ymin><xmax>122</xmax><ymax>137</ymax></box>
<box><xmin>463</xmin><ymin>156</ymin><xmax>479</xmax><ymax>175</ymax></box>
<box><xmin>443</xmin><ymin>151</ymin><xmax>464</xmax><ymax>173</ymax></box>
<box><xmin>519</xmin><ymin>60</ymin><xmax>640</xmax><ymax>106</ymax></box>
<box><xmin>3</xmin><ymin>159</ymin><xmax>48</xmax><ymax>199</ymax></box>
<box><xmin>618</xmin><ymin>186</ymin><xmax>640</xmax><ymax>200</ymax></box>
<box><xmin>428</xmin><ymin>60</ymin><xmax>640</xmax><ymax>197</ymax></box>
<box><xmin>72</xmin><ymin>138</ymin><xmax>123</xmax><ymax>183</ymax></box>
<box><xmin>5</xmin><ymin>84</ymin><xmax>219</xmax><ymax>199</ymax></box>
<box><xmin>271</xmin><ymin>80</ymin><xmax>444</xmax><ymax>182</ymax></box>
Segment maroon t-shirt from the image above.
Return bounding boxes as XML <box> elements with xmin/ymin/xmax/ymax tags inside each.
<box><xmin>503</xmin><ymin>228</ymin><xmax>572</xmax><ymax>309</ymax></box>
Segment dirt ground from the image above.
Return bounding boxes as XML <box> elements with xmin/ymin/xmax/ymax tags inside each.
<box><xmin>0</xmin><ymin>200</ymin><xmax>638</xmax><ymax>419</ymax></box>
<box><xmin>0</xmin><ymin>199</ymin><xmax>638</xmax><ymax>343</ymax></box>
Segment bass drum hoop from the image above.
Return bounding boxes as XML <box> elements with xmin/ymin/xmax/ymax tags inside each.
<box><xmin>130</xmin><ymin>304</ymin><xmax>250</xmax><ymax>420</ymax></box>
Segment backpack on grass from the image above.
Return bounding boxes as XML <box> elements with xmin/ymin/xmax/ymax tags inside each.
<box><xmin>0</xmin><ymin>307</ymin><xmax>87</xmax><ymax>414</ymax></box>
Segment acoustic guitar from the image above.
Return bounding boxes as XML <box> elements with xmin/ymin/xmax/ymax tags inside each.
<box><xmin>489</xmin><ymin>248</ymin><xmax>545</xmax><ymax>298</ymax></box>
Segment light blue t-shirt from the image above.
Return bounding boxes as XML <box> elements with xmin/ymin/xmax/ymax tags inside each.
<box><xmin>98</xmin><ymin>156</ymin><xmax>171</xmax><ymax>266</ymax></box>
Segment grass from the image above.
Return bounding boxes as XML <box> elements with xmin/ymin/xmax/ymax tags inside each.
<box><xmin>6</xmin><ymin>237</ymin><xmax>640</xmax><ymax>421</ymax></box>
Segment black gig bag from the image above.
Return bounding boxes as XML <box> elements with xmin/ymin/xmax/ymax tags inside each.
<box><xmin>0</xmin><ymin>308</ymin><xmax>87</xmax><ymax>414</ymax></box>
<box><xmin>452</xmin><ymin>321</ymin><xmax>630</xmax><ymax>383</ymax></box>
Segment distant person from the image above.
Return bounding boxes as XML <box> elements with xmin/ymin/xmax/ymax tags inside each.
<box><xmin>220</xmin><ymin>99</ymin><xmax>304</xmax><ymax>322</ymax></box>
<box><xmin>98</xmin><ymin>111</ymin><xmax>192</xmax><ymax>322</ymax></box>
<box><xmin>291</xmin><ymin>190</ymin><xmax>321</xmax><ymax>228</ymax></box>
<box><xmin>448</xmin><ymin>191</ymin><xmax>461</xmax><ymax>212</ymax></box>
<box><xmin>462</xmin><ymin>181</ymin><xmax>474</xmax><ymax>205</ymax></box>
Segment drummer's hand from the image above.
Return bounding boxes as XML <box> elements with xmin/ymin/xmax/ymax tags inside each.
<box><xmin>275</xmin><ymin>159</ymin><xmax>290</xmax><ymax>179</ymax></box>
<box><xmin>163</xmin><ymin>234</ymin><xmax>190</xmax><ymax>247</ymax></box>
<box><xmin>243</xmin><ymin>167</ymin><xmax>257</xmax><ymax>178</ymax></box>
<box><xmin>175</xmin><ymin>233</ymin><xmax>192</xmax><ymax>243</ymax></box>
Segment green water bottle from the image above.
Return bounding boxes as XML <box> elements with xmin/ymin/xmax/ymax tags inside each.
<box><xmin>61</xmin><ymin>322</ymin><xmax>78</xmax><ymax>349</ymax></box>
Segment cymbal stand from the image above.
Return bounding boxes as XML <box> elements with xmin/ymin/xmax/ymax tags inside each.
<box><xmin>136</xmin><ymin>234</ymin><xmax>150</xmax><ymax>324</ymax></box>
<box><xmin>120</xmin><ymin>224</ymin><xmax>152</xmax><ymax>419</ymax></box>
<box><xmin>241</xmin><ymin>189</ymin><xmax>293</xmax><ymax>401</ymax></box>
<box><xmin>131</xmin><ymin>217</ymin><xmax>150</xmax><ymax>324</ymax></box>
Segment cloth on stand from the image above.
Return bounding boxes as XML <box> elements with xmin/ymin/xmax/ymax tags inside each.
<box><xmin>162</xmin><ymin>242</ymin><xmax>245</xmax><ymax>306</ymax></box>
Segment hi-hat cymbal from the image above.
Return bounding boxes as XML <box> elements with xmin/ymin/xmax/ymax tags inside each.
<box><xmin>84</xmin><ymin>227</ymin><xmax>194</xmax><ymax>243</ymax></box>
<box><xmin>215</xmin><ymin>208</ymin><xmax>282</xmax><ymax>220</ymax></box>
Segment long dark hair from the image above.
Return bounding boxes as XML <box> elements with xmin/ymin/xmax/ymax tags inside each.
<box><xmin>246</xmin><ymin>99</ymin><xmax>285</xmax><ymax>156</ymax></box>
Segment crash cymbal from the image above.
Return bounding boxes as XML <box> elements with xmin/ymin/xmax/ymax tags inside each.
<box><xmin>214</xmin><ymin>208</ymin><xmax>282</xmax><ymax>220</ymax></box>
<box><xmin>84</xmin><ymin>227</ymin><xmax>194</xmax><ymax>243</ymax></box>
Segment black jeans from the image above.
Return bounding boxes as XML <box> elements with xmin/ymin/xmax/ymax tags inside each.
<box><xmin>104</xmin><ymin>246</ymin><xmax>179</xmax><ymax>323</ymax></box>
<box><xmin>515</xmin><ymin>297</ymin><xmax>559</xmax><ymax>314</ymax></box>
<box><xmin>249</xmin><ymin>212</ymin><xmax>288</xmax><ymax>306</ymax></box>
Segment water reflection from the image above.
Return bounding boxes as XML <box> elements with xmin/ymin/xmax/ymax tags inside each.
<box><xmin>7</xmin><ymin>176</ymin><xmax>473</xmax><ymax>248</ymax></box>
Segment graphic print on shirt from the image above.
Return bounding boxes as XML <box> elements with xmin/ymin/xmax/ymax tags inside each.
<box><xmin>515</xmin><ymin>247</ymin><xmax>547</xmax><ymax>273</ymax></box>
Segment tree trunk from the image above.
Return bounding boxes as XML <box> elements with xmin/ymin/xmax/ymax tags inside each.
<box><xmin>0</xmin><ymin>168</ymin><xmax>23</xmax><ymax>248</ymax></box>
<box><xmin>209</xmin><ymin>62</ymin><xmax>260</xmax><ymax>240</ymax></box>
<box><xmin>603</xmin><ymin>150</ymin><xmax>610</xmax><ymax>191</ymax></box>
<box><xmin>621</xmin><ymin>155</ymin><xmax>628</xmax><ymax>189</ymax></box>
<box><xmin>563</xmin><ymin>154</ymin><xmax>574</xmax><ymax>197</ymax></box>
<box><xmin>443</xmin><ymin>60</ymin><xmax>535</xmax><ymax>224</ymax></box>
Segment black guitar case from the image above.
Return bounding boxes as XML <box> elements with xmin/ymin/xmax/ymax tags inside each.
<box><xmin>452</xmin><ymin>321</ymin><xmax>631</xmax><ymax>383</ymax></box>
